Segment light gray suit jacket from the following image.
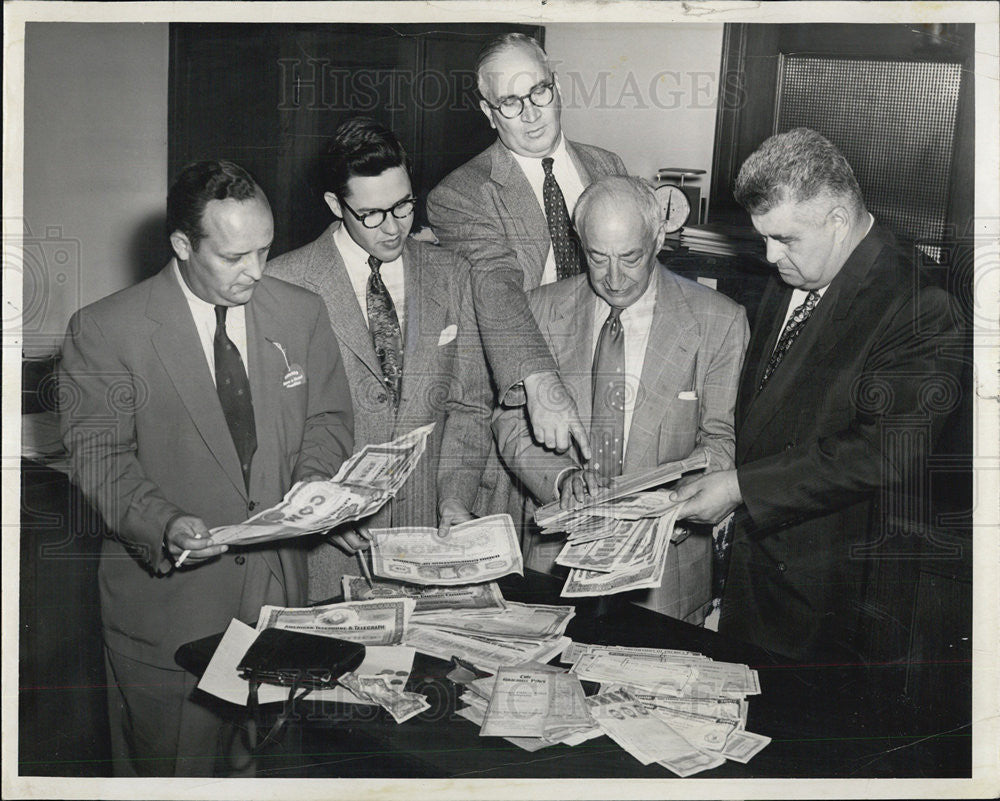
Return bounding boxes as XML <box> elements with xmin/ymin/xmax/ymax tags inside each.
<box><xmin>267</xmin><ymin>224</ymin><xmax>492</xmax><ymax>601</ymax></box>
<box><xmin>494</xmin><ymin>265</ymin><xmax>749</xmax><ymax>621</ymax></box>
<box><xmin>427</xmin><ymin>138</ymin><xmax>628</xmax><ymax>399</ymax></box>
<box><xmin>59</xmin><ymin>265</ymin><xmax>354</xmax><ymax>666</ymax></box>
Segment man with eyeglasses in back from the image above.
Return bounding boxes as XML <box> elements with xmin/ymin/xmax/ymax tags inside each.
<box><xmin>428</xmin><ymin>32</ymin><xmax>627</xmax><ymax>522</ymax></box>
<box><xmin>268</xmin><ymin>117</ymin><xmax>492</xmax><ymax>602</ymax></box>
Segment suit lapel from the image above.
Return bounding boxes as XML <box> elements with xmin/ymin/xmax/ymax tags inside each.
<box><xmin>738</xmin><ymin>226</ymin><xmax>890</xmax><ymax>454</ymax></box>
<box><xmin>399</xmin><ymin>241</ymin><xmax>447</xmax><ymax>423</ymax></box>
<box><xmin>147</xmin><ymin>265</ymin><xmax>247</xmax><ymax>498</ymax></box>
<box><xmin>625</xmin><ymin>268</ymin><xmax>700</xmax><ymax>468</ymax></box>
<box><xmin>489</xmin><ymin>141</ymin><xmax>550</xmax><ymax>288</ymax></box>
<box><xmin>301</xmin><ymin>224</ymin><xmax>382</xmax><ymax>379</ymax></box>
<box><xmin>565</xmin><ymin>139</ymin><xmax>596</xmax><ymax>185</ymax></box>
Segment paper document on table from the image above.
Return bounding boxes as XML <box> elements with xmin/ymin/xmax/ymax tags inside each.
<box><xmin>570</xmin><ymin>652</ymin><xmax>695</xmax><ymax>696</ymax></box>
<box><xmin>207</xmin><ymin>424</ymin><xmax>433</xmax><ymax>546</ymax></box>
<box><xmin>198</xmin><ymin>618</ymin><xmax>414</xmax><ymax>706</ymax></box>
<box><xmin>412</xmin><ymin>601</ymin><xmax>574</xmax><ymax>639</ymax></box>
<box><xmin>341</xmin><ymin>575</ymin><xmax>507</xmax><ymax>613</ymax></box>
<box><xmin>256</xmin><ymin>598</ymin><xmax>414</xmax><ymax>645</ymax></box>
<box><xmin>535</xmin><ymin>452</ymin><xmax>707</xmax><ymax>529</ymax></box>
<box><xmin>369</xmin><ymin>514</ymin><xmax>523</xmax><ymax>585</ymax></box>
<box><xmin>561</xmin><ymin>642</ymin><xmax>706</xmax><ymax>664</ymax></box>
<box><xmin>479</xmin><ymin>667</ymin><xmax>592</xmax><ymax>739</ymax></box>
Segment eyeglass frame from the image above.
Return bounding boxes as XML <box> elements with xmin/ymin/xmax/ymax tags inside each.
<box><xmin>339</xmin><ymin>195</ymin><xmax>417</xmax><ymax>229</ymax></box>
<box><xmin>481</xmin><ymin>76</ymin><xmax>557</xmax><ymax>120</ymax></box>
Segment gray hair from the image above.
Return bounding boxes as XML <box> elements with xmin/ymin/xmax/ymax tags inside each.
<box><xmin>475</xmin><ymin>33</ymin><xmax>550</xmax><ymax>98</ymax></box>
<box><xmin>734</xmin><ymin>127</ymin><xmax>865</xmax><ymax>216</ymax></box>
<box><xmin>575</xmin><ymin>176</ymin><xmax>662</xmax><ymax>242</ymax></box>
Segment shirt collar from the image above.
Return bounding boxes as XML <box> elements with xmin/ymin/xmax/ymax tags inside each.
<box><xmin>507</xmin><ymin>132</ymin><xmax>568</xmax><ymax>173</ymax></box>
<box><xmin>172</xmin><ymin>258</ymin><xmax>217</xmax><ymax>312</ymax></box>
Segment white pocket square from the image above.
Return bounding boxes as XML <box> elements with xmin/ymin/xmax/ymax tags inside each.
<box><xmin>678</xmin><ymin>391</ymin><xmax>699</xmax><ymax>400</ymax></box>
<box><xmin>437</xmin><ymin>324</ymin><xmax>458</xmax><ymax>346</ymax></box>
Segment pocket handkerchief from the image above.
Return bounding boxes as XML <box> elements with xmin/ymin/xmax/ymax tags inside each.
<box><xmin>437</xmin><ymin>324</ymin><xmax>458</xmax><ymax>346</ymax></box>
<box><xmin>677</xmin><ymin>390</ymin><xmax>698</xmax><ymax>400</ymax></box>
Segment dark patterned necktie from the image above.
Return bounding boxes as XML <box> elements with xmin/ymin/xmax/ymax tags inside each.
<box><xmin>542</xmin><ymin>157</ymin><xmax>583</xmax><ymax>280</ymax></box>
<box><xmin>214</xmin><ymin>305</ymin><xmax>256</xmax><ymax>489</ymax></box>
<box><xmin>591</xmin><ymin>307</ymin><xmax>626</xmax><ymax>479</ymax></box>
<box><xmin>758</xmin><ymin>290</ymin><xmax>821</xmax><ymax>391</ymax></box>
<box><xmin>366</xmin><ymin>255</ymin><xmax>403</xmax><ymax>407</ymax></box>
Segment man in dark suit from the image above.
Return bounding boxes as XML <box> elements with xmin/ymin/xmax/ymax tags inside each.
<box><xmin>494</xmin><ymin>176</ymin><xmax>748</xmax><ymax>621</ymax></box>
<box><xmin>427</xmin><ymin>32</ymin><xmax>627</xmax><ymax>479</ymax></box>
<box><xmin>671</xmin><ymin>128</ymin><xmax>961</xmax><ymax>663</ymax></box>
<box><xmin>267</xmin><ymin>118</ymin><xmax>491</xmax><ymax>601</ymax></box>
<box><xmin>59</xmin><ymin>161</ymin><xmax>354</xmax><ymax>775</ymax></box>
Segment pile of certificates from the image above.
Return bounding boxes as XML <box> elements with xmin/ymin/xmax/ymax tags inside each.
<box><xmin>342</xmin><ymin>576</ymin><xmax>575</xmax><ymax>672</ymax></box>
<box><xmin>550</xmin><ymin>500</ymin><xmax>682</xmax><ymax>598</ymax></box>
<box><xmin>453</xmin><ymin>641</ymin><xmax>769</xmax><ymax>776</ymax></box>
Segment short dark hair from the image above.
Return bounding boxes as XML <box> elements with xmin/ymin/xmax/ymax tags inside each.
<box><xmin>475</xmin><ymin>33</ymin><xmax>549</xmax><ymax>97</ymax></box>
<box><xmin>321</xmin><ymin>117</ymin><xmax>410</xmax><ymax>200</ymax></box>
<box><xmin>734</xmin><ymin>127</ymin><xmax>865</xmax><ymax>216</ymax></box>
<box><xmin>166</xmin><ymin>160</ymin><xmax>263</xmax><ymax>250</ymax></box>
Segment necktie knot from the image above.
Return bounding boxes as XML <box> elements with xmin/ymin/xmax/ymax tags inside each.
<box><xmin>367</xmin><ymin>255</ymin><xmax>383</xmax><ymax>275</ymax></box>
<box><xmin>214</xmin><ymin>305</ymin><xmax>228</xmax><ymax>327</ymax></box>
<box><xmin>541</xmin><ymin>157</ymin><xmax>555</xmax><ymax>176</ymax></box>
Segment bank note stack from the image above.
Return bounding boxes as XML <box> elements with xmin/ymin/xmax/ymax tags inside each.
<box><xmin>563</xmin><ymin>642</ymin><xmax>770</xmax><ymax>773</ymax></box>
<box><xmin>368</xmin><ymin>514</ymin><xmax>523</xmax><ymax>586</ymax></box>
<box><xmin>557</xmin><ymin>506</ymin><xmax>682</xmax><ymax>598</ymax></box>
<box><xmin>208</xmin><ymin>423</ymin><xmax>434</xmax><ymax>546</ymax></box>
<box><xmin>341</xmin><ymin>574</ymin><xmax>574</xmax><ymax>673</ymax></box>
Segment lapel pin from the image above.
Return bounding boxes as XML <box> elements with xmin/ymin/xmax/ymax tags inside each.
<box><xmin>267</xmin><ymin>338</ymin><xmax>306</xmax><ymax>388</ymax></box>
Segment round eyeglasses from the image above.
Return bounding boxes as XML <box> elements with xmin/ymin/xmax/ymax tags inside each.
<box><xmin>340</xmin><ymin>196</ymin><xmax>417</xmax><ymax>229</ymax></box>
<box><xmin>483</xmin><ymin>78</ymin><xmax>556</xmax><ymax>120</ymax></box>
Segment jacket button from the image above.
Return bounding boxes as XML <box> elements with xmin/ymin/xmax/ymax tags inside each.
<box><xmin>235</xmin><ymin>555</ymin><xmax>246</xmax><ymax>565</ymax></box>
<box><xmin>776</xmin><ymin>561</ymin><xmax>786</xmax><ymax>572</ymax></box>
<box><xmin>784</xmin><ymin>442</ymin><xmax>794</xmax><ymax>450</ymax></box>
<box><xmin>377</xmin><ymin>392</ymin><xmax>388</xmax><ymax>403</ymax></box>
<box><xmin>248</xmin><ymin>501</ymin><xmax>257</xmax><ymax>512</ymax></box>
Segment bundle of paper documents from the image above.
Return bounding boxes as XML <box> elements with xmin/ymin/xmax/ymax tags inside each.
<box><xmin>342</xmin><ymin>575</ymin><xmax>574</xmax><ymax>672</ymax></box>
<box><xmin>208</xmin><ymin>424</ymin><xmax>434</xmax><ymax>546</ymax></box>
<box><xmin>368</xmin><ymin>514</ymin><xmax>523</xmax><ymax>585</ymax></box>
<box><xmin>452</xmin><ymin>641</ymin><xmax>769</xmax><ymax>775</ymax></box>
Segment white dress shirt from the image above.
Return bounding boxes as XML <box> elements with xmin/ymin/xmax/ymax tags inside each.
<box><xmin>333</xmin><ymin>222</ymin><xmax>406</xmax><ymax>332</ymax></box>
<box><xmin>590</xmin><ymin>267</ymin><xmax>659</xmax><ymax>453</ymax></box>
<box><xmin>172</xmin><ymin>259</ymin><xmax>249</xmax><ymax>384</ymax></box>
<box><xmin>509</xmin><ymin>134</ymin><xmax>586</xmax><ymax>286</ymax></box>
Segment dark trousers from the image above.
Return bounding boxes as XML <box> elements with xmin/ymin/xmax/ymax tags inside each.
<box><xmin>104</xmin><ymin>646</ymin><xmax>252</xmax><ymax>777</ymax></box>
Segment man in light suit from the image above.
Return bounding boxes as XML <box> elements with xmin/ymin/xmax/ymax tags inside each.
<box><xmin>671</xmin><ymin>129</ymin><xmax>962</xmax><ymax>663</ymax></box>
<box><xmin>427</xmin><ymin>32</ymin><xmax>628</xmax><ymax>486</ymax></box>
<box><xmin>494</xmin><ymin>176</ymin><xmax>749</xmax><ymax>621</ymax></box>
<box><xmin>267</xmin><ymin>118</ymin><xmax>491</xmax><ymax>602</ymax></box>
<box><xmin>59</xmin><ymin>161</ymin><xmax>354</xmax><ymax>775</ymax></box>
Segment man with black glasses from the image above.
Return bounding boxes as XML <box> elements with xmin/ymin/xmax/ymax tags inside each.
<box><xmin>428</xmin><ymin>32</ymin><xmax>627</xmax><ymax>519</ymax></box>
<box><xmin>268</xmin><ymin>117</ymin><xmax>491</xmax><ymax>602</ymax></box>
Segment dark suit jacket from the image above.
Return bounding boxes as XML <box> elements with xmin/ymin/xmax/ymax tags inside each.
<box><xmin>720</xmin><ymin>224</ymin><xmax>962</xmax><ymax>662</ymax></box>
<box><xmin>267</xmin><ymin>225</ymin><xmax>492</xmax><ymax>600</ymax></box>
<box><xmin>59</xmin><ymin>265</ymin><xmax>354</xmax><ymax>666</ymax></box>
<box><xmin>427</xmin><ymin>138</ymin><xmax>628</xmax><ymax>398</ymax></box>
<box><xmin>494</xmin><ymin>266</ymin><xmax>749</xmax><ymax>621</ymax></box>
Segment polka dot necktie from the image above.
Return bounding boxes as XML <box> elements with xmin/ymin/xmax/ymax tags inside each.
<box><xmin>366</xmin><ymin>255</ymin><xmax>403</xmax><ymax>408</ymax></box>
<box><xmin>214</xmin><ymin>305</ymin><xmax>257</xmax><ymax>489</ymax></box>
<box><xmin>591</xmin><ymin>307</ymin><xmax>626</xmax><ymax>480</ymax></box>
<box><xmin>542</xmin><ymin>157</ymin><xmax>584</xmax><ymax>280</ymax></box>
<box><xmin>758</xmin><ymin>290</ymin><xmax>821</xmax><ymax>391</ymax></box>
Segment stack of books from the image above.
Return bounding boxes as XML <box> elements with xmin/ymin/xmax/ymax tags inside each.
<box><xmin>680</xmin><ymin>223</ymin><xmax>765</xmax><ymax>258</ymax></box>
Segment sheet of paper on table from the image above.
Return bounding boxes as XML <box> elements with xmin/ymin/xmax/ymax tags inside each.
<box><xmin>197</xmin><ymin>618</ymin><xmax>414</xmax><ymax>706</ymax></box>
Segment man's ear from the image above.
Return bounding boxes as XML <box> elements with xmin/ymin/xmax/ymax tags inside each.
<box><xmin>478</xmin><ymin>99</ymin><xmax>497</xmax><ymax>130</ymax></box>
<box><xmin>169</xmin><ymin>231</ymin><xmax>191</xmax><ymax>262</ymax></box>
<box><xmin>324</xmin><ymin>192</ymin><xmax>344</xmax><ymax>219</ymax></box>
<box><xmin>827</xmin><ymin>204</ymin><xmax>852</xmax><ymax>242</ymax></box>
